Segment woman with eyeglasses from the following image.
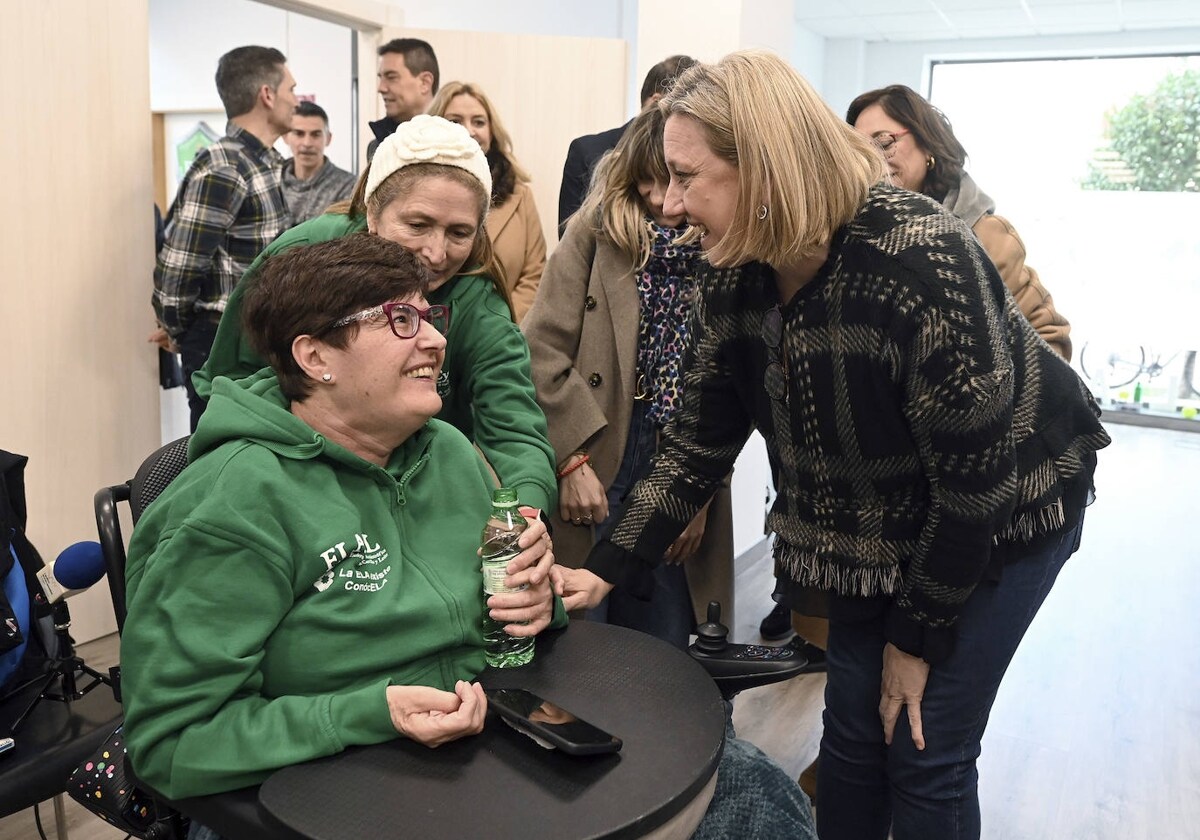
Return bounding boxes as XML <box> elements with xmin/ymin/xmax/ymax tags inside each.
<box><xmin>195</xmin><ymin>115</ymin><xmax>557</xmax><ymax>516</ymax></box>
<box><xmin>121</xmin><ymin>234</ymin><xmax>565</xmax><ymax>803</ymax></box>
<box><xmin>848</xmin><ymin>84</ymin><xmax>1071</xmax><ymax>359</ymax></box>
<box><xmin>554</xmin><ymin>51</ymin><xmax>1110</xmax><ymax>840</ymax></box>
<box><xmin>523</xmin><ymin>106</ymin><xmax>733</xmax><ymax>651</ymax></box>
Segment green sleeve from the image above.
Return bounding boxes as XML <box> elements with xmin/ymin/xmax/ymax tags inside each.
<box><xmin>449</xmin><ymin>278</ymin><xmax>558</xmax><ymax>513</ymax></box>
<box><xmin>121</xmin><ymin>520</ymin><xmax>397</xmax><ymax>799</ymax></box>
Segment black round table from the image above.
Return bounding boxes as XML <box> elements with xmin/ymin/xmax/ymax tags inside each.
<box><xmin>257</xmin><ymin>621</ymin><xmax>726</xmax><ymax>840</ymax></box>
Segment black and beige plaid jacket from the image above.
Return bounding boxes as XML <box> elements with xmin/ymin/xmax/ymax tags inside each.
<box><xmin>588</xmin><ymin>185</ymin><xmax>1110</xmax><ymax>656</ymax></box>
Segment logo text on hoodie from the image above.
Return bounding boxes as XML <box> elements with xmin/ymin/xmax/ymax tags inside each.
<box><xmin>313</xmin><ymin>533</ymin><xmax>388</xmax><ymax>593</ymax></box>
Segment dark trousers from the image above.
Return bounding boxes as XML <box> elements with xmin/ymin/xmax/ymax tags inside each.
<box><xmin>178</xmin><ymin>320</ymin><xmax>218</xmax><ymax>433</ymax></box>
<box><xmin>590</xmin><ymin>399</ymin><xmax>695</xmax><ymax>650</ymax></box>
<box><xmin>816</xmin><ymin>516</ymin><xmax>1085</xmax><ymax>840</ymax></box>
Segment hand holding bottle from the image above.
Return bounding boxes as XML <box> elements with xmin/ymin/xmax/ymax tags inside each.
<box><xmin>486</xmin><ymin>516</ymin><xmax>557</xmax><ymax>637</ymax></box>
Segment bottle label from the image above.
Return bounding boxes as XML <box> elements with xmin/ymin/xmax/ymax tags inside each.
<box><xmin>482</xmin><ymin>554</ymin><xmax>526</xmax><ymax>595</ymax></box>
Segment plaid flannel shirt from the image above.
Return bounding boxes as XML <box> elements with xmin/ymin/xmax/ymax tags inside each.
<box><xmin>153</xmin><ymin>123</ymin><xmax>290</xmax><ymax>338</ymax></box>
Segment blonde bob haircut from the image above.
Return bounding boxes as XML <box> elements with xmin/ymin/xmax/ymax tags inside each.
<box><xmin>577</xmin><ymin>105</ymin><xmax>671</xmax><ymax>270</ymax></box>
<box><xmin>429</xmin><ymin>81</ymin><xmax>531</xmax><ymax>206</ymax></box>
<box><xmin>660</xmin><ymin>50</ymin><xmax>885</xmax><ymax>268</ymax></box>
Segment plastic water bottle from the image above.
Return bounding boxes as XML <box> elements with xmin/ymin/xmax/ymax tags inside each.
<box><xmin>480</xmin><ymin>488</ymin><xmax>535</xmax><ymax>668</ymax></box>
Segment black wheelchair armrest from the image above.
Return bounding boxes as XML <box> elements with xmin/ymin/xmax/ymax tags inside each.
<box><xmin>688</xmin><ymin>602</ymin><xmax>811</xmax><ymax>699</ymax></box>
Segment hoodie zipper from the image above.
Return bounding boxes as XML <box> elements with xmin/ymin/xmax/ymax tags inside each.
<box><xmin>392</xmin><ymin>451</ymin><xmax>430</xmax><ymax>507</ymax></box>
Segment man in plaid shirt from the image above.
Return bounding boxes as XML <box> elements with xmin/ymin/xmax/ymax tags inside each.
<box><xmin>153</xmin><ymin>46</ymin><xmax>296</xmax><ymax>430</ymax></box>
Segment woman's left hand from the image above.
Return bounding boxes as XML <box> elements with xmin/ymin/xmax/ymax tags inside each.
<box><xmin>879</xmin><ymin>642</ymin><xmax>930</xmax><ymax>750</ymax></box>
<box><xmin>664</xmin><ymin>501</ymin><xmax>710</xmax><ymax>565</ymax></box>
<box><xmin>387</xmin><ymin>681</ymin><xmax>487</xmax><ymax>747</ymax></box>
<box><xmin>486</xmin><ymin>516</ymin><xmax>556</xmax><ymax>636</ymax></box>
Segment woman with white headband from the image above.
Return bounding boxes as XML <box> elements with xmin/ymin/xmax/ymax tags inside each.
<box><xmin>196</xmin><ymin>115</ymin><xmax>556</xmax><ymax>514</ymax></box>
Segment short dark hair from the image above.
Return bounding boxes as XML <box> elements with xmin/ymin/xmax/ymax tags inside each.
<box><xmin>845</xmin><ymin>85</ymin><xmax>967</xmax><ymax>202</ymax></box>
<box><xmin>242</xmin><ymin>233</ymin><xmax>432</xmax><ymax>401</ymax></box>
<box><xmin>378</xmin><ymin>38</ymin><xmax>440</xmax><ymax>95</ymax></box>
<box><xmin>215</xmin><ymin>46</ymin><xmax>287</xmax><ymax>119</ymax></box>
<box><xmin>640</xmin><ymin>55</ymin><xmax>695</xmax><ymax>107</ymax></box>
<box><xmin>294</xmin><ymin>100</ymin><xmax>330</xmax><ymax>127</ymax></box>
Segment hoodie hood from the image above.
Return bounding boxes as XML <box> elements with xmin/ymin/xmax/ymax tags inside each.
<box><xmin>940</xmin><ymin>171</ymin><xmax>996</xmax><ymax>229</ymax></box>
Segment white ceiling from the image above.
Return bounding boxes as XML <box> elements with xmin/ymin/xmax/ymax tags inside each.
<box><xmin>795</xmin><ymin>0</ymin><xmax>1200</xmax><ymax>42</ymax></box>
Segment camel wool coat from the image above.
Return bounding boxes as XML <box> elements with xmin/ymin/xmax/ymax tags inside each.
<box><xmin>523</xmin><ymin>215</ymin><xmax>735</xmax><ymax>625</ymax></box>
<box><xmin>487</xmin><ymin>182</ymin><xmax>546</xmax><ymax>324</ymax></box>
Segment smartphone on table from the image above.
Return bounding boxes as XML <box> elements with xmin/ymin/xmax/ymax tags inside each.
<box><xmin>485</xmin><ymin>688</ymin><xmax>622</xmax><ymax>756</ymax></box>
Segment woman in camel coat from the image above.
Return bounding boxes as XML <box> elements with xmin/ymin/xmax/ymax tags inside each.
<box><xmin>432</xmin><ymin>81</ymin><xmax>547</xmax><ymax>323</ymax></box>
<box><xmin>524</xmin><ymin>108</ymin><xmax>734</xmax><ymax>646</ymax></box>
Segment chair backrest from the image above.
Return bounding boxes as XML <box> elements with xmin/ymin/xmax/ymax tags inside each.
<box><xmin>130</xmin><ymin>436</ymin><xmax>191</xmax><ymax>524</ymax></box>
<box><xmin>93</xmin><ymin>436</ymin><xmax>191</xmax><ymax>634</ymax></box>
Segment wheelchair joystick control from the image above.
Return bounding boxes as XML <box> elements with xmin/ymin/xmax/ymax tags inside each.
<box><xmin>688</xmin><ymin>601</ymin><xmax>814</xmax><ymax>699</ymax></box>
<box><xmin>693</xmin><ymin>601</ymin><xmax>730</xmax><ymax>654</ymax></box>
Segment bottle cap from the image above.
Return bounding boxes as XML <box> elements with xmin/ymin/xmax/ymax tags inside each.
<box><xmin>491</xmin><ymin>488</ymin><xmax>519</xmax><ymax>507</ymax></box>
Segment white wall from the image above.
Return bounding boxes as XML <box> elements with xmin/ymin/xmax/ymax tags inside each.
<box><xmin>150</xmin><ymin>0</ymin><xmax>355</xmax><ymax>172</ymax></box>
<box><xmin>4</xmin><ymin>0</ymin><xmax>159</xmax><ymax>643</ymax></box>
<box><xmin>739</xmin><ymin>0</ymin><xmax>799</xmax><ymax>57</ymax></box>
<box><xmin>834</xmin><ymin>25</ymin><xmax>1200</xmax><ymax>111</ymax></box>
<box><xmin>391</xmin><ymin>0</ymin><xmax>625</xmax><ymax>39</ymax></box>
<box><xmin>637</xmin><ymin>0</ymin><xmax>742</xmax><ymax>81</ymax></box>
<box><xmin>822</xmin><ymin>37</ymin><xmax>867</xmax><ymax>117</ymax></box>
<box><xmin>792</xmin><ymin>22</ymin><xmax>827</xmax><ymax>94</ymax></box>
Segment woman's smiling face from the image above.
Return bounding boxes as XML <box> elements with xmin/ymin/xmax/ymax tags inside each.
<box><xmin>369</xmin><ymin>174</ymin><xmax>482</xmax><ymax>291</ymax></box>
<box><xmin>320</xmin><ymin>292</ymin><xmax>448</xmax><ymax>446</ymax></box>
<box><xmin>661</xmin><ymin>114</ymin><xmax>740</xmax><ymax>250</ymax></box>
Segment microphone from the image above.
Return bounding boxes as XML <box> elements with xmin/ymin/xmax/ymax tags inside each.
<box><xmin>34</xmin><ymin>541</ymin><xmax>107</xmax><ymax>604</ymax></box>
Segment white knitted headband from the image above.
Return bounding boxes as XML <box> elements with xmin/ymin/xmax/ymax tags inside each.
<box><xmin>365</xmin><ymin>114</ymin><xmax>492</xmax><ymax>209</ymax></box>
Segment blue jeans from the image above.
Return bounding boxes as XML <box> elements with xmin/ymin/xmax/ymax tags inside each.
<box><xmin>589</xmin><ymin>399</ymin><xmax>695</xmax><ymax>650</ymax></box>
<box><xmin>816</xmin><ymin>516</ymin><xmax>1085</xmax><ymax>840</ymax></box>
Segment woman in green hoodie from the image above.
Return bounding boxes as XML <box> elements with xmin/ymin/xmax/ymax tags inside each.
<box><xmin>121</xmin><ymin>234</ymin><xmax>566</xmax><ymax>802</ymax></box>
<box><xmin>194</xmin><ymin>115</ymin><xmax>557</xmax><ymax>515</ymax></box>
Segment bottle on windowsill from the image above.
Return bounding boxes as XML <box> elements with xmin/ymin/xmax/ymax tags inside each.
<box><xmin>480</xmin><ymin>488</ymin><xmax>535</xmax><ymax>668</ymax></box>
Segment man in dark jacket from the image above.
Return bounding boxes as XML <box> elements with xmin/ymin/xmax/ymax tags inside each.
<box><xmin>367</xmin><ymin>38</ymin><xmax>438</xmax><ymax>159</ymax></box>
<box><xmin>556</xmin><ymin>55</ymin><xmax>693</xmax><ymax>234</ymax></box>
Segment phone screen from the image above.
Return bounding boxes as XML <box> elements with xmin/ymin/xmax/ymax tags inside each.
<box><xmin>486</xmin><ymin>689</ymin><xmax>621</xmax><ymax>753</ymax></box>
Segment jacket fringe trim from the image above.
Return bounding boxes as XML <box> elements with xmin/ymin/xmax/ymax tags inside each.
<box><xmin>996</xmin><ymin>498</ymin><xmax>1065</xmax><ymax>543</ymax></box>
<box><xmin>775</xmin><ymin>540</ymin><xmax>901</xmax><ymax>598</ymax></box>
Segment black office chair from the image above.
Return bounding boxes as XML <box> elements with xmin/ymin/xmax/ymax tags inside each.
<box><xmin>91</xmin><ymin>436</ymin><xmax>193</xmax><ymax>840</ymax></box>
<box><xmin>94</xmin><ymin>435</ymin><xmax>191</xmax><ymax>637</ymax></box>
<box><xmin>91</xmin><ymin>436</ymin><xmax>812</xmax><ymax>839</ymax></box>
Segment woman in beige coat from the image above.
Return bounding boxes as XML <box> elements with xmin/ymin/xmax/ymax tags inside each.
<box><xmin>848</xmin><ymin>84</ymin><xmax>1072</xmax><ymax>359</ymax></box>
<box><xmin>432</xmin><ymin>81</ymin><xmax>546</xmax><ymax>322</ymax></box>
<box><xmin>523</xmin><ymin>107</ymin><xmax>733</xmax><ymax>649</ymax></box>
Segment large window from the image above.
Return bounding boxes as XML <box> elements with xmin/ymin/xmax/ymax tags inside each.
<box><xmin>930</xmin><ymin>55</ymin><xmax>1200</xmax><ymax>417</ymax></box>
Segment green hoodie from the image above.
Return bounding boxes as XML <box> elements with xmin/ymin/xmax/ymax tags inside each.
<box><xmin>193</xmin><ymin>213</ymin><xmax>557</xmax><ymax>512</ymax></box>
<box><xmin>121</xmin><ymin>370</ymin><xmax>566</xmax><ymax>799</ymax></box>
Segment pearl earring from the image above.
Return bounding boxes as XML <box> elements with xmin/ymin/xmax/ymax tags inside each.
<box><xmin>926</xmin><ymin>155</ymin><xmax>935</xmax><ymax>170</ymax></box>
<box><xmin>322</xmin><ymin>373</ymin><xmax>333</xmax><ymax>382</ymax></box>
